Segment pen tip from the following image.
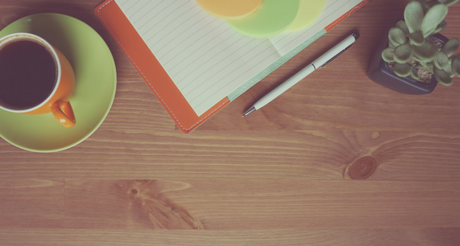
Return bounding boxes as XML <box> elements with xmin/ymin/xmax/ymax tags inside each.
<box><xmin>242</xmin><ymin>106</ymin><xmax>256</xmax><ymax>118</ymax></box>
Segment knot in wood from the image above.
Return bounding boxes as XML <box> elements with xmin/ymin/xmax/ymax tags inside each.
<box><xmin>347</xmin><ymin>156</ymin><xmax>377</xmax><ymax>180</ymax></box>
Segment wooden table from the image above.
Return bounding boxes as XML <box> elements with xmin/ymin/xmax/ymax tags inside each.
<box><xmin>1</xmin><ymin>0</ymin><xmax>460</xmax><ymax>245</ymax></box>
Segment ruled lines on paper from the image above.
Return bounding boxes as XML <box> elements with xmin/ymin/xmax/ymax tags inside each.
<box><xmin>115</xmin><ymin>0</ymin><xmax>363</xmax><ymax>116</ymax></box>
<box><xmin>116</xmin><ymin>0</ymin><xmax>279</xmax><ymax>116</ymax></box>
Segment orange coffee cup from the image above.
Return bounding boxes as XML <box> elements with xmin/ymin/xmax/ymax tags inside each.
<box><xmin>0</xmin><ymin>33</ymin><xmax>76</xmax><ymax>128</ymax></box>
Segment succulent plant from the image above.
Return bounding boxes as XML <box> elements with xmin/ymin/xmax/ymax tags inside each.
<box><xmin>381</xmin><ymin>0</ymin><xmax>460</xmax><ymax>86</ymax></box>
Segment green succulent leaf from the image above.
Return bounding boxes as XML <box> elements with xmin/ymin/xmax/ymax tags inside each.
<box><xmin>443</xmin><ymin>60</ymin><xmax>455</xmax><ymax>77</ymax></box>
<box><xmin>435</xmin><ymin>51</ymin><xmax>449</xmax><ymax>69</ymax></box>
<box><xmin>410</xmin><ymin>67</ymin><xmax>420</xmax><ymax>80</ymax></box>
<box><xmin>410</xmin><ymin>31</ymin><xmax>425</xmax><ymax>46</ymax></box>
<box><xmin>423</xmin><ymin>62</ymin><xmax>435</xmax><ymax>73</ymax></box>
<box><xmin>382</xmin><ymin>47</ymin><xmax>395</xmax><ymax>62</ymax></box>
<box><xmin>421</xmin><ymin>4</ymin><xmax>448</xmax><ymax>38</ymax></box>
<box><xmin>388</xmin><ymin>27</ymin><xmax>408</xmax><ymax>46</ymax></box>
<box><xmin>389</xmin><ymin>39</ymin><xmax>400</xmax><ymax>48</ymax></box>
<box><xmin>396</xmin><ymin>20</ymin><xmax>410</xmax><ymax>37</ymax></box>
<box><xmin>394</xmin><ymin>43</ymin><xmax>413</xmax><ymax>63</ymax></box>
<box><xmin>389</xmin><ymin>40</ymin><xmax>397</xmax><ymax>48</ymax></box>
<box><xmin>415</xmin><ymin>55</ymin><xmax>434</xmax><ymax>62</ymax></box>
<box><xmin>433</xmin><ymin>20</ymin><xmax>447</xmax><ymax>34</ymax></box>
<box><xmin>413</xmin><ymin>55</ymin><xmax>423</xmax><ymax>62</ymax></box>
<box><xmin>452</xmin><ymin>56</ymin><xmax>460</xmax><ymax>77</ymax></box>
<box><xmin>438</xmin><ymin>0</ymin><xmax>460</xmax><ymax>7</ymax></box>
<box><xmin>441</xmin><ymin>38</ymin><xmax>459</xmax><ymax>57</ymax></box>
<box><xmin>413</xmin><ymin>41</ymin><xmax>438</xmax><ymax>62</ymax></box>
<box><xmin>404</xmin><ymin>1</ymin><xmax>425</xmax><ymax>33</ymax></box>
<box><xmin>434</xmin><ymin>67</ymin><xmax>453</xmax><ymax>86</ymax></box>
<box><xmin>393</xmin><ymin>63</ymin><xmax>412</xmax><ymax>77</ymax></box>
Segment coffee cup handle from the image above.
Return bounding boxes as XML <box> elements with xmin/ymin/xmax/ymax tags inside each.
<box><xmin>51</xmin><ymin>101</ymin><xmax>76</xmax><ymax>128</ymax></box>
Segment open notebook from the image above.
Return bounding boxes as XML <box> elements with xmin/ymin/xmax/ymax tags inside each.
<box><xmin>96</xmin><ymin>0</ymin><xmax>368</xmax><ymax>134</ymax></box>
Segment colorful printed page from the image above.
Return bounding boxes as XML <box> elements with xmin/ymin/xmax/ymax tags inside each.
<box><xmin>269</xmin><ymin>0</ymin><xmax>363</xmax><ymax>55</ymax></box>
<box><xmin>114</xmin><ymin>0</ymin><xmax>363</xmax><ymax>116</ymax></box>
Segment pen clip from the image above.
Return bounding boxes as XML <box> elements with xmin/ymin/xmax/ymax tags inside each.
<box><xmin>319</xmin><ymin>43</ymin><xmax>353</xmax><ymax>68</ymax></box>
<box><xmin>319</xmin><ymin>33</ymin><xmax>359</xmax><ymax>68</ymax></box>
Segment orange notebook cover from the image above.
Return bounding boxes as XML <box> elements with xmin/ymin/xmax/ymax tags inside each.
<box><xmin>95</xmin><ymin>0</ymin><xmax>368</xmax><ymax>134</ymax></box>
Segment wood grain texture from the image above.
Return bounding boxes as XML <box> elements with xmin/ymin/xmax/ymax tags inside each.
<box><xmin>1</xmin><ymin>0</ymin><xmax>460</xmax><ymax>245</ymax></box>
<box><xmin>1</xmin><ymin>179</ymin><xmax>459</xmax><ymax>230</ymax></box>
<box><xmin>2</xmin><ymin>228</ymin><xmax>460</xmax><ymax>246</ymax></box>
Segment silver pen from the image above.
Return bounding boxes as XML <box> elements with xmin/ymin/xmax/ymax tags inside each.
<box><xmin>242</xmin><ymin>32</ymin><xmax>360</xmax><ymax>117</ymax></box>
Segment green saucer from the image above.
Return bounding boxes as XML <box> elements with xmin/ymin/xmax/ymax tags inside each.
<box><xmin>0</xmin><ymin>13</ymin><xmax>117</xmax><ymax>152</ymax></box>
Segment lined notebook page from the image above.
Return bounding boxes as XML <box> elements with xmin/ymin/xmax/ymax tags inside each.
<box><xmin>114</xmin><ymin>0</ymin><xmax>363</xmax><ymax>116</ymax></box>
<box><xmin>269</xmin><ymin>0</ymin><xmax>363</xmax><ymax>55</ymax></box>
<box><xmin>115</xmin><ymin>0</ymin><xmax>280</xmax><ymax>116</ymax></box>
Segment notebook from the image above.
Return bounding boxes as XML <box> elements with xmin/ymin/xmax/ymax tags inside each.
<box><xmin>95</xmin><ymin>0</ymin><xmax>368</xmax><ymax>134</ymax></box>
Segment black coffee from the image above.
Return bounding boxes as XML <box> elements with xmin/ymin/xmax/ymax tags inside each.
<box><xmin>0</xmin><ymin>39</ymin><xmax>57</xmax><ymax>110</ymax></box>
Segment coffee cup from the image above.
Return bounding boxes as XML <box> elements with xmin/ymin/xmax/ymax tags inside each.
<box><xmin>0</xmin><ymin>32</ymin><xmax>76</xmax><ymax>128</ymax></box>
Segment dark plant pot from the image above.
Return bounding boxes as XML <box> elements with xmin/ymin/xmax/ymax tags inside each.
<box><xmin>367</xmin><ymin>32</ymin><xmax>448</xmax><ymax>95</ymax></box>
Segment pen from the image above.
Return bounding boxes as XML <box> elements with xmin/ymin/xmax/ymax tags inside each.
<box><xmin>242</xmin><ymin>32</ymin><xmax>360</xmax><ymax>117</ymax></box>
